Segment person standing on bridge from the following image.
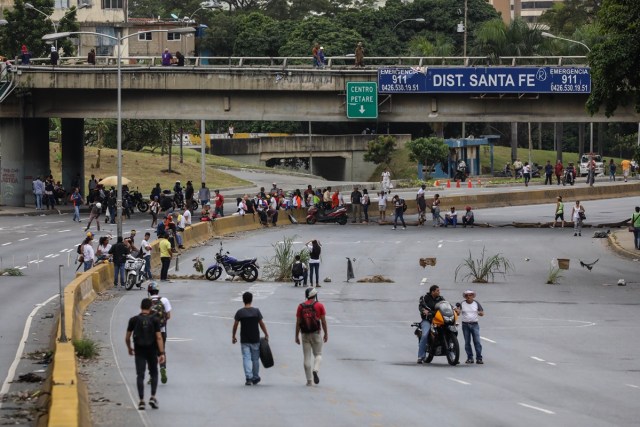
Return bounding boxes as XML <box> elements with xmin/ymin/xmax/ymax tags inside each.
<box><xmin>232</xmin><ymin>292</ymin><xmax>269</xmax><ymax>386</ymax></box>
<box><xmin>50</xmin><ymin>46</ymin><xmax>59</xmax><ymax>66</ymax></box>
<box><xmin>295</xmin><ymin>287</ymin><xmax>328</xmax><ymax>386</ymax></box>
<box><xmin>312</xmin><ymin>43</ymin><xmax>321</xmax><ymax>68</ymax></box>
<box><xmin>354</xmin><ymin>41</ymin><xmax>364</xmax><ymax>68</ymax></box>
<box><xmin>161</xmin><ymin>48</ymin><xmax>172</xmax><ymax>66</ymax></box>
<box><xmin>87</xmin><ymin>48</ymin><xmax>96</xmax><ymax>65</ymax></box>
<box><xmin>175</xmin><ymin>51</ymin><xmax>184</xmax><ymax>66</ymax></box>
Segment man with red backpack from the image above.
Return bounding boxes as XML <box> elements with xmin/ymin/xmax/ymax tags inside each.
<box><xmin>295</xmin><ymin>287</ymin><xmax>328</xmax><ymax>386</ymax></box>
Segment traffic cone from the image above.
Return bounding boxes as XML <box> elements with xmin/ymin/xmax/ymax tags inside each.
<box><xmin>456</xmin><ymin>180</ymin><xmax>461</xmax><ymax>188</ymax></box>
<box><xmin>446</xmin><ymin>180</ymin><xmax>451</xmax><ymax>188</ymax></box>
<box><xmin>434</xmin><ymin>180</ymin><xmax>440</xmax><ymax>187</ymax></box>
<box><xmin>477</xmin><ymin>179</ymin><xmax>481</xmax><ymax>187</ymax></box>
<box><xmin>467</xmin><ymin>180</ymin><xmax>472</xmax><ymax>188</ymax></box>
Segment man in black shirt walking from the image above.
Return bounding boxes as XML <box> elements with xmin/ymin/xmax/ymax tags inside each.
<box><xmin>232</xmin><ymin>292</ymin><xmax>269</xmax><ymax>385</ymax></box>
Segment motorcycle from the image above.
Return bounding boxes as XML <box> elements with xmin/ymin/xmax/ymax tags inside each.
<box><xmin>306</xmin><ymin>204</ymin><xmax>348</xmax><ymax>225</ymax></box>
<box><xmin>412</xmin><ymin>301</ymin><xmax>460</xmax><ymax>366</ymax></box>
<box><xmin>130</xmin><ymin>190</ymin><xmax>149</xmax><ymax>212</ymax></box>
<box><xmin>124</xmin><ymin>254</ymin><xmax>147</xmax><ymax>290</ymax></box>
<box><xmin>453</xmin><ymin>160</ymin><xmax>468</xmax><ymax>182</ymax></box>
<box><xmin>563</xmin><ymin>166</ymin><xmax>576</xmax><ymax>186</ymax></box>
<box><xmin>205</xmin><ymin>243</ymin><xmax>259</xmax><ymax>282</ymax></box>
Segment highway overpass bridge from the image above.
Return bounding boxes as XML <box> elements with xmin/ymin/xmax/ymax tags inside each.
<box><xmin>1</xmin><ymin>56</ymin><xmax>638</xmax><ymax>207</ymax></box>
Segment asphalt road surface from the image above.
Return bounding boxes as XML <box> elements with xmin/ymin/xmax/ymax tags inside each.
<box><xmin>78</xmin><ymin>199</ymin><xmax>640</xmax><ymax>427</ymax></box>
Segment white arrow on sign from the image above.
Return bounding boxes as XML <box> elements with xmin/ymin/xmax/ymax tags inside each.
<box><xmin>359</xmin><ymin>105</ymin><xmax>365</xmax><ymax>114</ymax></box>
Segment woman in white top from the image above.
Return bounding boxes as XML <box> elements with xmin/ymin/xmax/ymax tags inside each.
<box><xmin>96</xmin><ymin>236</ymin><xmax>112</xmax><ymax>262</ymax></box>
<box><xmin>571</xmin><ymin>200</ymin><xmax>585</xmax><ymax>237</ymax></box>
<box><xmin>82</xmin><ymin>236</ymin><xmax>95</xmax><ymax>271</ymax></box>
<box><xmin>236</xmin><ymin>197</ymin><xmax>246</xmax><ymax>216</ymax></box>
<box><xmin>523</xmin><ymin>162</ymin><xmax>531</xmax><ymax>187</ymax></box>
<box><xmin>378</xmin><ymin>191</ymin><xmax>387</xmax><ymax>221</ymax></box>
<box><xmin>381</xmin><ymin>168</ymin><xmax>392</xmax><ymax>191</ymax></box>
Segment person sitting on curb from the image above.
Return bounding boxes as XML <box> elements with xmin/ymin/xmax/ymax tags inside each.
<box><xmin>444</xmin><ymin>207</ymin><xmax>458</xmax><ymax>227</ymax></box>
<box><xmin>462</xmin><ymin>206</ymin><xmax>475</xmax><ymax>228</ymax></box>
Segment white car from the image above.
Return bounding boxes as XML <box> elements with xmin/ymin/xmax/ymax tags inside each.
<box><xmin>579</xmin><ymin>154</ymin><xmax>604</xmax><ymax>176</ymax></box>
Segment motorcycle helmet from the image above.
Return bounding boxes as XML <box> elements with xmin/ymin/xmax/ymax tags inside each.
<box><xmin>147</xmin><ymin>281</ymin><xmax>159</xmax><ymax>294</ymax></box>
<box><xmin>305</xmin><ymin>287</ymin><xmax>318</xmax><ymax>299</ymax></box>
<box><xmin>95</xmin><ymin>202</ymin><xmax>102</xmax><ymax>209</ymax></box>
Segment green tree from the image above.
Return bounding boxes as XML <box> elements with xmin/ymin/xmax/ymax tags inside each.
<box><xmin>278</xmin><ymin>17</ymin><xmax>362</xmax><ymax>57</ymax></box>
<box><xmin>405</xmin><ymin>137</ymin><xmax>449</xmax><ymax>176</ymax></box>
<box><xmin>363</xmin><ymin>135</ymin><xmax>397</xmax><ymax>167</ymax></box>
<box><xmin>472</xmin><ymin>18</ymin><xmax>551</xmax><ymax>62</ymax></box>
<box><xmin>586</xmin><ymin>0</ymin><xmax>640</xmax><ymax>117</ymax></box>
<box><xmin>538</xmin><ymin>0</ymin><xmax>601</xmax><ymax>36</ymax></box>
<box><xmin>233</xmin><ymin>12</ymin><xmax>284</xmax><ymax>56</ymax></box>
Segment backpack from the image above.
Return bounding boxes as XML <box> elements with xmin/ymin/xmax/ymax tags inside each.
<box><xmin>402</xmin><ymin>199</ymin><xmax>407</xmax><ymax>212</ymax></box>
<box><xmin>77</xmin><ymin>243</ymin><xmax>83</xmax><ymax>254</ymax></box>
<box><xmin>133</xmin><ymin>314</ymin><xmax>156</xmax><ymax>347</ymax></box>
<box><xmin>299</xmin><ymin>301</ymin><xmax>320</xmax><ymax>333</ymax></box>
<box><xmin>150</xmin><ymin>297</ymin><xmax>168</xmax><ymax>327</ymax></box>
<box><xmin>292</xmin><ymin>262</ymin><xmax>304</xmax><ymax>278</ymax></box>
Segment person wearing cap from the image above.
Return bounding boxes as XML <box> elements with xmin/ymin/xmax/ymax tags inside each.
<box><xmin>161</xmin><ymin>48</ymin><xmax>172</xmax><ymax>66</ymax></box>
<box><xmin>85</xmin><ymin>202</ymin><xmax>102</xmax><ymax>232</ymax></box>
<box><xmin>455</xmin><ymin>290</ymin><xmax>484</xmax><ymax>364</ymax></box>
<box><xmin>109</xmin><ymin>237</ymin><xmax>130</xmax><ymax>287</ymax></box>
<box><xmin>148</xmin><ymin>282</ymin><xmax>172</xmax><ymax>384</ymax></box>
<box><xmin>295</xmin><ymin>287</ymin><xmax>328</xmax><ymax>386</ymax></box>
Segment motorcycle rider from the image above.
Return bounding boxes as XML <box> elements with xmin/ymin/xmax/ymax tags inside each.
<box><xmin>417</xmin><ymin>284</ymin><xmax>445</xmax><ymax>364</ymax></box>
<box><xmin>173</xmin><ymin>181</ymin><xmax>183</xmax><ymax>207</ymax></box>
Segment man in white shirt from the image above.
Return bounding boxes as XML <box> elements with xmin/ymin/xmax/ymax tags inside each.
<box><xmin>176</xmin><ymin>211</ymin><xmax>186</xmax><ymax>249</ymax></box>
<box><xmin>141</xmin><ymin>232</ymin><xmax>153</xmax><ymax>280</ymax></box>
<box><xmin>456</xmin><ymin>290</ymin><xmax>484</xmax><ymax>364</ymax></box>
<box><xmin>148</xmin><ymin>282</ymin><xmax>172</xmax><ymax>384</ymax></box>
<box><xmin>183</xmin><ymin>208</ymin><xmax>192</xmax><ymax>226</ymax></box>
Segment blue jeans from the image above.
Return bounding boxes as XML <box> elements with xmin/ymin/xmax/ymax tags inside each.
<box><xmin>113</xmin><ymin>263</ymin><xmax>125</xmax><ymax>286</ymax></box>
<box><xmin>241</xmin><ymin>343</ymin><xmax>260</xmax><ymax>381</ymax></box>
<box><xmin>35</xmin><ymin>194</ymin><xmax>42</xmax><ymax>209</ymax></box>
<box><xmin>418</xmin><ymin>319</ymin><xmax>430</xmax><ymax>359</ymax></box>
<box><xmin>144</xmin><ymin>255</ymin><xmax>152</xmax><ymax>279</ymax></box>
<box><xmin>393</xmin><ymin>209</ymin><xmax>405</xmax><ymax>228</ymax></box>
<box><xmin>462</xmin><ymin>322</ymin><xmax>482</xmax><ymax>360</ymax></box>
<box><xmin>309</xmin><ymin>262</ymin><xmax>319</xmax><ymax>285</ymax></box>
<box><xmin>83</xmin><ymin>261</ymin><xmax>93</xmax><ymax>271</ymax></box>
<box><xmin>73</xmin><ymin>205</ymin><xmax>80</xmax><ymax>221</ymax></box>
<box><xmin>634</xmin><ymin>229</ymin><xmax>640</xmax><ymax>250</ymax></box>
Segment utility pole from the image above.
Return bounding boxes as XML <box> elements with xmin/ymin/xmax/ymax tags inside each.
<box><xmin>168</xmin><ymin>122</ymin><xmax>173</xmax><ymax>172</ymax></box>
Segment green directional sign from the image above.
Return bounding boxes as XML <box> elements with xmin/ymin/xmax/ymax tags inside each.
<box><xmin>346</xmin><ymin>82</ymin><xmax>378</xmax><ymax>119</ymax></box>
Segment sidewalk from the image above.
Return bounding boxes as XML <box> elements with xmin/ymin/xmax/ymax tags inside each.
<box><xmin>0</xmin><ymin>204</ymin><xmax>87</xmax><ymax>217</ymax></box>
<box><xmin>608</xmin><ymin>230</ymin><xmax>640</xmax><ymax>260</ymax></box>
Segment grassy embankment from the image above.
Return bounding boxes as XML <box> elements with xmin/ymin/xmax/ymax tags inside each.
<box><xmin>49</xmin><ymin>143</ymin><xmax>253</xmax><ymax>194</ymax></box>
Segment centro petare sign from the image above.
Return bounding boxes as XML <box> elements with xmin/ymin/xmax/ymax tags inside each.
<box><xmin>378</xmin><ymin>66</ymin><xmax>591</xmax><ymax>94</ymax></box>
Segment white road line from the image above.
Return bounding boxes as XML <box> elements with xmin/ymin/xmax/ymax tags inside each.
<box><xmin>18</xmin><ymin>238</ymin><xmax>29</xmax><ymax>241</ymax></box>
<box><xmin>626</xmin><ymin>384</ymin><xmax>639</xmax><ymax>389</ymax></box>
<box><xmin>74</xmin><ymin>243</ymin><xmax>80</xmax><ymax>247</ymax></box>
<box><xmin>59</xmin><ymin>249</ymin><xmax>68</xmax><ymax>253</ymax></box>
<box><xmin>518</xmin><ymin>403</ymin><xmax>555</xmax><ymax>415</ymax></box>
<box><xmin>2</xmin><ymin>242</ymin><xmax>12</xmax><ymax>246</ymax></box>
<box><xmin>45</xmin><ymin>220</ymin><xmax>65</xmax><ymax>224</ymax></box>
<box><xmin>447</xmin><ymin>377</ymin><xmax>471</xmax><ymax>385</ymax></box>
<box><xmin>437</xmin><ymin>244</ymin><xmax>443</xmax><ymax>248</ymax></box>
<box><xmin>546</xmin><ymin>362</ymin><xmax>556</xmax><ymax>366</ymax></box>
<box><xmin>50</xmin><ymin>254</ymin><xmax>60</xmax><ymax>258</ymax></box>
<box><xmin>58</xmin><ymin>229</ymin><xmax>71</xmax><ymax>233</ymax></box>
<box><xmin>14</xmin><ymin>266</ymin><xmax>27</xmax><ymax>270</ymax></box>
<box><xmin>37</xmin><ymin>234</ymin><xmax>48</xmax><ymax>237</ymax></box>
<box><xmin>481</xmin><ymin>337</ymin><xmax>496</xmax><ymax>343</ymax></box>
<box><xmin>0</xmin><ymin>294</ymin><xmax>59</xmax><ymax>404</ymax></box>
<box><xmin>531</xmin><ymin>356</ymin><xmax>546</xmax><ymax>362</ymax></box>
<box><xmin>44</xmin><ymin>254</ymin><xmax>54</xmax><ymax>258</ymax></box>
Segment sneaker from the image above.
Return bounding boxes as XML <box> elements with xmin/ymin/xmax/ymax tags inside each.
<box><xmin>245</xmin><ymin>380</ymin><xmax>253</xmax><ymax>386</ymax></box>
<box><xmin>160</xmin><ymin>367</ymin><xmax>167</xmax><ymax>384</ymax></box>
<box><xmin>252</xmin><ymin>377</ymin><xmax>261</xmax><ymax>385</ymax></box>
<box><xmin>402</xmin><ymin>226</ymin><xmax>406</xmax><ymax>230</ymax></box>
<box><xmin>476</xmin><ymin>359</ymin><xmax>484</xmax><ymax>365</ymax></box>
<box><xmin>392</xmin><ymin>226</ymin><xmax>396</xmax><ymax>230</ymax></box>
<box><xmin>465</xmin><ymin>359</ymin><xmax>474</xmax><ymax>364</ymax></box>
<box><xmin>138</xmin><ymin>401</ymin><xmax>146</xmax><ymax>410</ymax></box>
<box><xmin>313</xmin><ymin>371</ymin><xmax>320</xmax><ymax>384</ymax></box>
<box><xmin>316</xmin><ymin>284</ymin><xmax>322</xmax><ymax>288</ymax></box>
<box><xmin>148</xmin><ymin>397</ymin><xmax>159</xmax><ymax>409</ymax></box>
<box><xmin>417</xmin><ymin>358</ymin><xmax>424</xmax><ymax>364</ymax></box>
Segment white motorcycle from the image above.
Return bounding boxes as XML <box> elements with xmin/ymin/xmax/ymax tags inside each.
<box><xmin>124</xmin><ymin>254</ymin><xmax>147</xmax><ymax>290</ymax></box>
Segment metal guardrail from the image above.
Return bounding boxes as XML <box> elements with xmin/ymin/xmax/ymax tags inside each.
<box><xmin>12</xmin><ymin>55</ymin><xmax>589</xmax><ymax>69</ymax></box>
<box><xmin>0</xmin><ymin>61</ymin><xmax>16</xmax><ymax>102</ymax></box>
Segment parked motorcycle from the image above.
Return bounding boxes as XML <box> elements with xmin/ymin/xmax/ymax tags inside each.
<box><xmin>453</xmin><ymin>160</ymin><xmax>468</xmax><ymax>182</ymax></box>
<box><xmin>124</xmin><ymin>254</ymin><xmax>147</xmax><ymax>290</ymax></box>
<box><xmin>306</xmin><ymin>205</ymin><xmax>348</xmax><ymax>225</ymax></box>
<box><xmin>205</xmin><ymin>243</ymin><xmax>259</xmax><ymax>282</ymax></box>
<box><xmin>412</xmin><ymin>301</ymin><xmax>460</xmax><ymax>366</ymax></box>
<box><xmin>130</xmin><ymin>190</ymin><xmax>149</xmax><ymax>212</ymax></box>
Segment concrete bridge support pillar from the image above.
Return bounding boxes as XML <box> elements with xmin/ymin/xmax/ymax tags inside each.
<box><xmin>23</xmin><ymin>118</ymin><xmax>50</xmax><ymax>203</ymax></box>
<box><xmin>0</xmin><ymin>119</ymin><xmax>25</xmax><ymax>206</ymax></box>
<box><xmin>61</xmin><ymin>119</ymin><xmax>85</xmax><ymax>195</ymax></box>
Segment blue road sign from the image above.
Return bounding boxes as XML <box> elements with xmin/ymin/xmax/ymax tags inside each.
<box><xmin>378</xmin><ymin>67</ymin><xmax>591</xmax><ymax>94</ymax></box>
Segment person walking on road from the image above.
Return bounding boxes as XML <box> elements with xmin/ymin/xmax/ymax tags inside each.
<box><xmin>214</xmin><ymin>190</ymin><xmax>224</xmax><ymax>217</ymax></box>
<box><xmin>587</xmin><ymin>157</ymin><xmax>596</xmax><ymax>186</ymax></box>
<box><xmin>85</xmin><ymin>202</ymin><xmax>102</xmax><ymax>232</ymax></box>
<box><xmin>609</xmin><ymin>159</ymin><xmax>617</xmax><ymax>181</ymax></box>
<box><xmin>551</xmin><ymin>196</ymin><xmax>565</xmax><ymax>228</ymax></box>
<box><xmin>198</xmin><ymin>182</ymin><xmax>210</xmax><ymax>206</ymax></box>
<box><xmin>141</xmin><ymin>232</ymin><xmax>153</xmax><ymax>280</ymax></box>
<box><xmin>456</xmin><ymin>290</ymin><xmax>484</xmax><ymax>364</ymax></box>
<box><xmin>571</xmin><ymin>200</ymin><xmax>586</xmax><ymax>237</ymax></box>
<box><xmin>621</xmin><ymin>159</ymin><xmax>632</xmax><ymax>182</ymax></box>
<box><xmin>158</xmin><ymin>232</ymin><xmax>172</xmax><ymax>282</ymax></box>
<box><xmin>392</xmin><ymin>194</ymin><xmax>406</xmax><ymax>230</ymax></box>
<box><xmin>544</xmin><ymin>160</ymin><xmax>553</xmax><ymax>185</ymax></box>
<box><xmin>109</xmin><ymin>236</ymin><xmax>130</xmax><ymax>287</ymax></box>
<box><xmin>150</xmin><ymin>196</ymin><xmax>160</xmax><ymax>228</ymax></box>
<box><xmin>631</xmin><ymin>206</ymin><xmax>640</xmax><ymax>250</ymax></box>
<box><xmin>232</xmin><ymin>292</ymin><xmax>269</xmax><ymax>386</ymax></box>
<box><xmin>295</xmin><ymin>287</ymin><xmax>328</xmax><ymax>386</ymax></box>
<box><xmin>350</xmin><ymin>186</ymin><xmax>362</xmax><ymax>223</ymax></box>
<box><xmin>523</xmin><ymin>162</ymin><xmax>531</xmax><ymax>187</ymax></box>
<box><xmin>148</xmin><ymin>282</ymin><xmax>172</xmax><ymax>384</ymax></box>
<box><xmin>125</xmin><ymin>298</ymin><xmax>166</xmax><ymax>410</ymax></box>
<box><xmin>306</xmin><ymin>240</ymin><xmax>322</xmax><ymax>287</ymax></box>
<box><xmin>70</xmin><ymin>187</ymin><xmax>84</xmax><ymax>222</ymax></box>
<box><xmin>362</xmin><ymin>189</ymin><xmax>371</xmax><ymax>223</ymax></box>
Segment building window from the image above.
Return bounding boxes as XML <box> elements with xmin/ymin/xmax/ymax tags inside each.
<box><xmin>167</xmin><ymin>33</ymin><xmax>181</xmax><ymax>41</ymax></box>
<box><xmin>138</xmin><ymin>32</ymin><xmax>153</xmax><ymax>41</ymax></box>
<box><xmin>54</xmin><ymin>0</ymin><xmax>70</xmax><ymax>8</ymax></box>
<box><xmin>102</xmin><ymin>0</ymin><xmax>123</xmax><ymax>9</ymax></box>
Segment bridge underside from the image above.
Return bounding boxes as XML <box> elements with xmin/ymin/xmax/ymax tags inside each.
<box><xmin>3</xmin><ymin>89</ymin><xmax>636</xmax><ymax>123</ymax></box>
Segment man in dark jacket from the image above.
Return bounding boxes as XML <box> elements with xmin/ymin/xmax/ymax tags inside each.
<box><xmin>417</xmin><ymin>285</ymin><xmax>445</xmax><ymax>363</ymax></box>
<box><xmin>109</xmin><ymin>237</ymin><xmax>131</xmax><ymax>287</ymax></box>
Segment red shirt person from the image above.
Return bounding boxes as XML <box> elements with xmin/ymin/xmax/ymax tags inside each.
<box><xmin>554</xmin><ymin>160</ymin><xmax>564</xmax><ymax>185</ymax></box>
<box><xmin>213</xmin><ymin>190</ymin><xmax>224</xmax><ymax>217</ymax></box>
<box><xmin>295</xmin><ymin>287</ymin><xmax>328</xmax><ymax>386</ymax></box>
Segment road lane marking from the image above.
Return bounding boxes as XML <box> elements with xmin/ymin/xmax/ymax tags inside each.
<box><xmin>50</xmin><ymin>254</ymin><xmax>60</xmax><ymax>258</ymax></box>
<box><xmin>518</xmin><ymin>403</ymin><xmax>555</xmax><ymax>415</ymax></box>
<box><xmin>0</xmin><ymin>294</ymin><xmax>58</xmax><ymax>405</ymax></box>
<box><xmin>626</xmin><ymin>384</ymin><xmax>639</xmax><ymax>389</ymax></box>
<box><xmin>37</xmin><ymin>234</ymin><xmax>48</xmax><ymax>237</ymax></box>
<box><xmin>58</xmin><ymin>229</ymin><xmax>70</xmax><ymax>233</ymax></box>
<box><xmin>44</xmin><ymin>254</ymin><xmax>54</xmax><ymax>258</ymax></box>
<box><xmin>18</xmin><ymin>238</ymin><xmax>29</xmax><ymax>241</ymax></box>
<box><xmin>14</xmin><ymin>266</ymin><xmax>27</xmax><ymax>270</ymax></box>
<box><xmin>546</xmin><ymin>362</ymin><xmax>556</xmax><ymax>366</ymax></box>
<box><xmin>45</xmin><ymin>220</ymin><xmax>65</xmax><ymax>224</ymax></box>
<box><xmin>481</xmin><ymin>337</ymin><xmax>496</xmax><ymax>343</ymax></box>
<box><xmin>531</xmin><ymin>356</ymin><xmax>546</xmax><ymax>362</ymax></box>
<box><xmin>1</xmin><ymin>242</ymin><xmax>11</xmax><ymax>246</ymax></box>
<box><xmin>59</xmin><ymin>249</ymin><xmax>68</xmax><ymax>253</ymax></box>
<box><xmin>166</xmin><ymin>338</ymin><xmax>193</xmax><ymax>342</ymax></box>
<box><xmin>447</xmin><ymin>377</ymin><xmax>470</xmax><ymax>385</ymax></box>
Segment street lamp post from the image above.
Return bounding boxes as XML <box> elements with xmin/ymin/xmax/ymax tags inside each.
<box><xmin>25</xmin><ymin>3</ymin><xmax>87</xmax><ymax>49</ymax></box>
<box><xmin>392</xmin><ymin>18</ymin><xmax>425</xmax><ymax>31</ymax></box>
<box><xmin>187</xmin><ymin>0</ymin><xmax>223</xmax><ymax>23</ymax></box>
<box><xmin>43</xmin><ymin>27</ymin><xmax>196</xmax><ymax>239</ymax></box>
<box><xmin>541</xmin><ymin>31</ymin><xmax>594</xmax><ymax>154</ymax></box>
